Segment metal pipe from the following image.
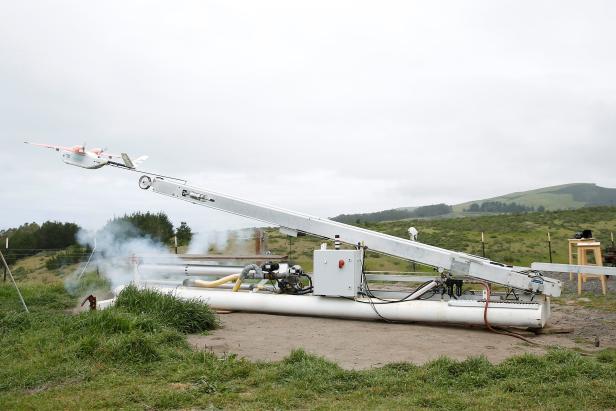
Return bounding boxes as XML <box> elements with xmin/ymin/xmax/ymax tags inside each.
<box><xmin>138</xmin><ymin>264</ymin><xmax>247</xmax><ymax>277</ymax></box>
<box><xmin>402</xmin><ymin>280</ymin><xmax>438</xmax><ymax>300</ymax></box>
<box><xmin>233</xmin><ymin>264</ymin><xmax>263</xmax><ymax>292</ymax></box>
<box><xmin>531</xmin><ymin>262</ymin><xmax>616</xmax><ymax>276</ymax></box>
<box><xmin>365</xmin><ymin>274</ymin><xmax>438</xmax><ymax>283</ymax></box>
<box><xmin>96</xmin><ymin>298</ymin><xmax>116</xmax><ymax>310</ymax></box>
<box><xmin>124</xmin><ymin>285</ymin><xmax>548</xmax><ymax>328</ymax></box>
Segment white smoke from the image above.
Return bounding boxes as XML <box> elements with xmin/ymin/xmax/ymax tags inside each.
<box><xmin>69</xmin><ymin>220</ymin><xmax>181</xmax><ymax>291</ymax></box>
<box><xmin>187</xmin><ymin>228</ymin><xmax>264</xmax><ymax>256</ymax></box>
<box><xmin>187</xmin><ymin>230</ymin><xmax>230</xmax><ymax>255</ymax></box>
<box><xmin>66</xmin><ymin>223</ymin><xmax>267</xmax><ymax>297</ymax></box>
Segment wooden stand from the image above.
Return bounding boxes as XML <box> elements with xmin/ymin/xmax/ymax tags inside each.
<box><xmin>571</xmin><ymin>240</ymin><xmax>608</xmax><ymax>295</ymax></box>
<box><xmin>568</xmin><ymin>239</ymin><xmax>594</xmax><ymax>280</ymax></box>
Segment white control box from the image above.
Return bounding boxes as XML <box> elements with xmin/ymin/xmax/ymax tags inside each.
<box><xmin>312</xmin><ymin>249</ymin><xmax>363</xmax><ymax>297</ymax></box>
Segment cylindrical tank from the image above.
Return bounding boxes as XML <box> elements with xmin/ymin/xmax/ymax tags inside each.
<box><xmin>122</xmin><ymin>285</ymin><xmax>548</xmax><ymax>328</ymax></box>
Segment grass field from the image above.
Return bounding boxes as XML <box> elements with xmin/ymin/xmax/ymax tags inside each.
<box><xmin>1</xmin><ymin>280</ymin><xmax>616</xmax><ymax>410</ymax></box>
<box><xmin>2</xmin><ymin>207</ymin><xmax>616</xmax><ymax>409</ymax></box>
<box><xmin>267</xmin><ymin>206</ymin><xmax>616</xmax><ymax>271</ymax></box>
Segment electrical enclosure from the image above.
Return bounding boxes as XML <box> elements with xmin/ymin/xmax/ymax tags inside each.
<box><xmin>312</xmin><ymin>249</ymin><xmax>363</xmax><ymax>297</ymax></box>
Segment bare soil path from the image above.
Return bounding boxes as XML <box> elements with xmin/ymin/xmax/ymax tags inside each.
<box><xmin>189</xmin><ymin>303</ymin><xmax>616</xmax><ymax>369</ymax></box>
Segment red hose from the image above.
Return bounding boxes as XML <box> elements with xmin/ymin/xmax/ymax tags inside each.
<box><xmin>480</xmin><ymin>282</ymin><xmax>539</xmax><ymax>345</ymax></box>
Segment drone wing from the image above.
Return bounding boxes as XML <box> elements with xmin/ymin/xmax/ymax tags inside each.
<box><xmin>24</xmin><ymin>141</ymin><xmax>74</xmax><ymax>152</ymax></box>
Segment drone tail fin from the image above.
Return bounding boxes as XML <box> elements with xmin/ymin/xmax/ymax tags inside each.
<box><xmin>121</xmin><ymin>153</ymin><xmax>135</xmax><ymax>169</ymax></box>
<box><xmin>134</xmin><ymin>155</ymin><xmax>149</xmax><ymax>168</ymax></box>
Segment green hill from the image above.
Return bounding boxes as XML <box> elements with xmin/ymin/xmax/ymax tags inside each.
<box><xmin>332</xmin><ymin>183</ymin><xmax>616</xmax><ymax>223</ymax></box>
<box><xmin>453</xmin><ymin>183</ymin><xmax>616</xmax><ymax>213</ymax></box>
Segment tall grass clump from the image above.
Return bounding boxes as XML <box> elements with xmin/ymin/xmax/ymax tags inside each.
<box><xmin>114</xmin><ymin>285</ymin><xmax>218</xmax><ymax>333</ymax></box>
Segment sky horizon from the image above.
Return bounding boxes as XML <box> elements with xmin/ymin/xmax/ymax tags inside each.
<box><xmin>1</xmin><ymin>1</ymin><xmax>615</xmax><ymax>233</ymax></box>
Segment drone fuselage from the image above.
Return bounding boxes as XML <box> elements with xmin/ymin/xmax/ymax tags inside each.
<box><xmin>61</xmin><ymin>150</ymin><xmax>108</xmax><ymax>169</ymax></box>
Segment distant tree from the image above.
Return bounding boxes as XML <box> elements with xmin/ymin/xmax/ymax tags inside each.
<box><xmin>334</xmin><ymin>203</ymin><xmax>452</xmax><ymax>224</ymax></box>
<box><xmin>537</xmin><ymin>205</ymin><xmax>546</xmax><ymax>212</ymax></box>
<box><xmin>333</xmin><ymin>209</ymin><xmax>417</xmax><ymax>224</ymax></box>
<box><xmin>466</xmin><ymin>203</ymin><xmax>480</xmax><ymax>212</ymax></box>
<box><xmin>38</xmin><ymin>221</ymin><xmax>80</xmax><ymax>249</ymax></box>
<box><xmin>103</xmin><ymin>212</ymin><xmax>175</xmax><ymax>244</ymax></box>
<box><xmin>465</xmin><ymin>201</ymin><xmax>534</xmax><ymax>214</ymax></box>
<box><xmin>412</xmin><ymin>203</ymin><xmax>452</xmax><ymax>218</ymax></box>
<box><xmin>176</xmin><ymin>221</ymin><xmax>193</xmax><ymax>246</ymax></box>
<box><xmin>2</xmin><ymin>221</ymin><xmax>80</xmax><ymax>264</ymax></box>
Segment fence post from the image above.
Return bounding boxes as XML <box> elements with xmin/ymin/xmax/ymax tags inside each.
<box><xmin>481</xmin><ymin>232</ymin><xmax>486</xmax><ymax>258</ymax></box>
<box><xmin>547</xmin><ymin>232</ymin><xmax>553</xmax><ymax>263</ymax></box>
<box><xmin>3</xmin><ymin>237</ymin><xmax>7</xmax><ymax>282</ymax></box>
<box><xmin>255</xmin><ymin>229</ymin><xmax>262</xmax><ymax>255</ymax></box>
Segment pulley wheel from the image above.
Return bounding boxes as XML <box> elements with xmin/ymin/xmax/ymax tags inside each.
<box><xmin>139</xmin><ymin>175</ymin><xmax>152</xmax><ymax>189</ymax></box>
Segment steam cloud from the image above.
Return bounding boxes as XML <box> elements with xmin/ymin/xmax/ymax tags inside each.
<box><xmin>188</xmin><ymin>228</ymin><xmax>264</xmax><ymax>256</ymax></box>
<box><xmin>68</xmin><ymin>220</ymin><xmax>181</xmax><ymax>292</ymax></box>
<box><xmin>187</xmin><ymin>230</ymin><xmax>230</xmax><ymax>255</ymax></box>
<box><xmin>66</xmin><ymin>222</ymin><xmax>264</xmax><ymax>296</ymax></box>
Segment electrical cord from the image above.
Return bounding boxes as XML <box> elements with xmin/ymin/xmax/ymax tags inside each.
<box><xmin>504</xmin><ymin>287</ymin><xmax>519</xmax><ymax>301</ymax></box>
<box><xmin>480</xmin><ymin>282</ymin><xmax>540</xmax><ymax>346</ymax></box>
<box><xmin>418</xmin><ymin>289</ymin><xmax>439</xmax><ymax>300</ymax></box>
<box><xmin>350</xmin><ymin>248</ymin><xmax>439</xmax><ymax>325</ymax></box>
<box><xmin>300</xmin><ymin>273</ymin><xmax>313</xmax><ymax>288</ymax></box>
<box><xmin>358</xmin><ymin>248</ymin><xmax>394</xmax><ymax>322</ymax></box>
<box><xmin>358</xmin><ymin>248</ymin><xmax>436</xmax><ymax>305</ymax></box>
<box><xmin>346</xmin><ymin>249</ymin><xmax>557</xmax><ymax>347</ymax></box>
<box><xmin>357</xmin><ymin>280</ymin><xmax>435</xmax><ymax>304</ymax></box>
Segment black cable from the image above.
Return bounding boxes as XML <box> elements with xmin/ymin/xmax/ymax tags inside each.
<box><xmin>360</xmin><ymin>277</ymin><xmax>436</xmax><ymax>304</ymax></box>
<box><xmin>357</xmin><ymin>248</ymin><xmax>439</xmax><ymax>306</ymax></box>
<box><xmin>361</xmin><ymin>248</ymin><xmax>440</xmax><ymax>302</ymax></box>
<box><xmin>359</xmin><ymin>286</ymin><xmax>435</xmax><ymax>304</ymax></box>
<box><xmin>300</xmin><ymin>273</ymin><xmax>313</xmax><ymax>288</ymax></box>
<box><xmin>299</xmin><ymin>272</ymin><xmax>313</xmax><ymax>294</ymax></box>
<box><xmin>358</xmin><ymin>248</ymin><xmax>396</xmax><ymax>322</ymax></box>
<box><xmin>504</xmin><ymin>288</ymin><xmax>519</xmax><ymax>301</ymax></box>
<box><xmin>418</xmin><ymin>290</ymin><xmax>438</xmax><ymax>300</ymax></box>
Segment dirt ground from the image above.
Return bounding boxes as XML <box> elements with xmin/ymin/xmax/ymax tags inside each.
<box><xmin>189</xmin><ymin>302</ymin><xmax>616</xmax><ymax>369</ymax></box>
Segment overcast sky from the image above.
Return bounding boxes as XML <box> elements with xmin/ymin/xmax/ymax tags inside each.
<box><xmin>1</xmin><ymin>1</ymin><xmax>615</xmax><ymax>233</ymax></box>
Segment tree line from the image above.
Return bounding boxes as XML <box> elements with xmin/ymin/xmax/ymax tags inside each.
<box><xmin>0</xmin><ymin>221</ymin><xmax>81</xmax><ymax>264</ymax></box>
<box><xmin>333</xmin><ymin>203</ymin><xmax>453</xmax><ymax>224</ymax></box>
<box><xmin>104</xmin><ymin>212</ymin><xmax>193</xmax><ymax>246</ymax></box>
<box><xmin>1</xmin><ymin>212</ymin><xmax>193</xmax><ymax>265</ymax></box>
<box><xmin>464</xmin><ymin>201</ymin><xmax>544</xmax><ymax>214</ymax></box>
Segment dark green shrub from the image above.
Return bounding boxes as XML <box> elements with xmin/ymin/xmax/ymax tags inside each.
<box><xmin>114</xmin><ymin>285</ymin><xmax>218</xmax><ymax>333</ymax></box>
